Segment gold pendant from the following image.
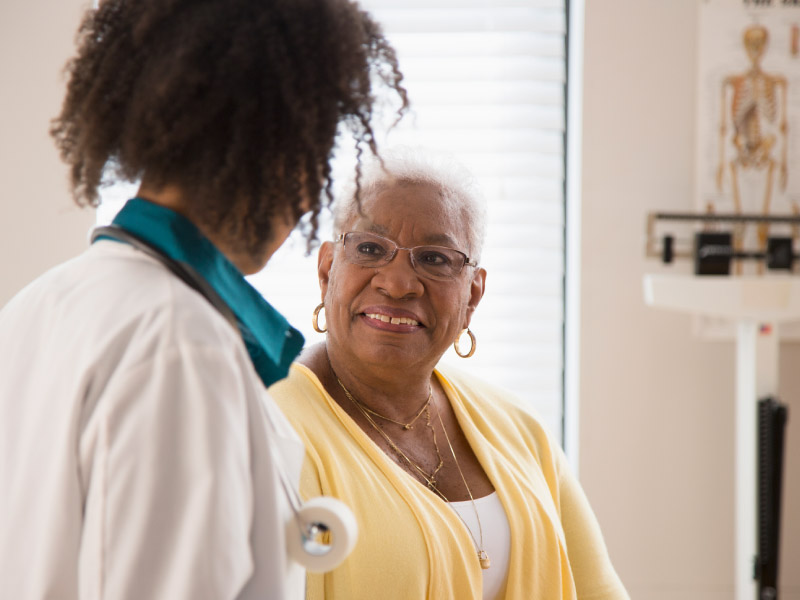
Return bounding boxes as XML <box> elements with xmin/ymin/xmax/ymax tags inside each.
<box><xmin>479</xmin><ymin>550</ymin><xmax>491</xmax><ymax>570</ymax></box>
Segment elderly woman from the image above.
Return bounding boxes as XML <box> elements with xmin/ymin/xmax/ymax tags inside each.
<box><xmin>0</xmin><ymin>1</ymin><xmax>406</xmax><ymax>598</ymax></box>
<box><xmin>270</xmin><ymin>154</ymin><xmax>629</xmax><ymax>599</ymax></box>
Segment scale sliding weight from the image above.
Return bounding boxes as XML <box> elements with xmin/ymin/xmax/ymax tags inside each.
<box><xmin>645</xmin><ymin>212</ymin><xmax>800</xmax><ymax>275</ymax></box>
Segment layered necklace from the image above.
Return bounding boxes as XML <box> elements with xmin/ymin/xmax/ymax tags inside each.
<box><xmin>335</xmin><ymin>375</ymin><xmax>444</xmax><ymax>490</ymax></box>
<box><xmin>330</xmin><ymin>365</ymin><xmax>491</xmax><ymax>570</ymax></box>
<box><xmin>351</xmin><ymin>385</ymin><xmax>433</xmax><ymax>431</ymax></box>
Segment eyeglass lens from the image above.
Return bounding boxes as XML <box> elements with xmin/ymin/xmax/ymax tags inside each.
<box><xmin>342</xmin><ymin>232</ymin><xmax>467</xmax><ymax>279</ymax></box>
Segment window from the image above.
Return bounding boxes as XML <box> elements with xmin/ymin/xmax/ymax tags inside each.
<box><xmin>98</xmin><ymin>0</ymin><xmax>568</xmax><ymax>442</ymax></box>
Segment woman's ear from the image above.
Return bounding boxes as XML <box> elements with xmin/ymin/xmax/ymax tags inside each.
<box><xmin>464</xmin><ymin>267</ymin><xmax>487</xmax><ymax>328</ymax></box>
<box><xmin>318</xmin><ymin>241</ymin><xmax>334</xmax><ymax>300</ymax></box>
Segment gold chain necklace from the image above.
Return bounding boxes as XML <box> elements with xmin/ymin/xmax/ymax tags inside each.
<box><xmin>329</xmin><ymin>361</ymin><xmax>490</xmax><ymax>570</ymax></box>
<box><xmin>433</xmin><ymin>403</ymin><xmax>491</xmax><ymax>570</ymax></box>
<box><xmin>334</xmin><ymin>374</ymin><xmax>444</xmax><ymax>490</ymax></box>
<box><xmin>349</xmin><ymin>387</ymin><xmax>432</xmax><ymax>430</ymax></box>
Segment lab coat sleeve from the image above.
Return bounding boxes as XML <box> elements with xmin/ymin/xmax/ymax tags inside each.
<box><xmin>78</xmin><ymin>343</ymin><xmax>256</xmax><ymax>599</ymax></box>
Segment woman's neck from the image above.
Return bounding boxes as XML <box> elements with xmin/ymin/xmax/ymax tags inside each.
<box><xmin>301</xmin><ymin>343</ymin><xmax>436</xmax><ymax>421</ymax></box>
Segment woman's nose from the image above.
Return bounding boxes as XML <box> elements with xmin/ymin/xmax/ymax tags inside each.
<box><xmin>371</xmin><ymin>249</ymin><xmax>425</xmax><ymax>298</ymax></box>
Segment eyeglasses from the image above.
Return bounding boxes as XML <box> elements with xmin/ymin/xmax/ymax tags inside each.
<box><xmin>335</xmin><ymin>231</ymin><xmax>477</xmax><ymax>280</ymax></box>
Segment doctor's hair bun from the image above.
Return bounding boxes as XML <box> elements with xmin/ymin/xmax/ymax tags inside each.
<box><xmin>51</xmin><ymin>0</ymin><xmax>408</xmax><ymax>257</ymax></box>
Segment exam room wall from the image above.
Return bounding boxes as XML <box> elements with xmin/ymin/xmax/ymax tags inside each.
<box><xmin>579</xmin><ymin>1</ymin><xmax>800</xmax><ymax>599</ymax></box>
<box><xmin>0</xmin><ymin>0</ymin><xmax>94</xmax><ymax>308</ymax></box>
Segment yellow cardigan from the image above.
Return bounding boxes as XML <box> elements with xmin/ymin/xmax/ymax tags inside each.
<box><xmin>270</xmin><ymin>363</ymin><xmax>628</xmax><ymax>600</ymax></box>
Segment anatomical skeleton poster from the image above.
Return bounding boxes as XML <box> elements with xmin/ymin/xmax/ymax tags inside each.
<box><xmin>697</xmin><ymin>0</ymin><xmax>800</xmax><ymax>237</ymax></box>
<box><xmin>696</xmin><ymin>0</ymin><xmax>800</xmax><ymax>336</ymax></box>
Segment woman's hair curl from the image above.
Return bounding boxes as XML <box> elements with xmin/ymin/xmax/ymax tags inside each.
<box><xmin>51</xmin><ymin>0</ymin><xmax>408</xmax><ymax>256</ymax></box>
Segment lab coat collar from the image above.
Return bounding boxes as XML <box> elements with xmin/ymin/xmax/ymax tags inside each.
<box><xmin>95</xmin><ymin>197</ymin><xmax>304</xmax><ymax>388</ymax></box>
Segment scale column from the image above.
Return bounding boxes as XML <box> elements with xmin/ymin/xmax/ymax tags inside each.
<box><xmin>734</xmin><ymin>320</ymin><xmax>779</xmax><ymax>600</ymax></box>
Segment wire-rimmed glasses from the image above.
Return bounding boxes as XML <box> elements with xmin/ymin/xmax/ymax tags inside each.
<box><xmin>335</xmin><ymin>231</ymin><xmax>477</xmax><ymax>281</ymax></box>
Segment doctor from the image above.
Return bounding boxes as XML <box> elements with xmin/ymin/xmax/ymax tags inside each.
<box><xmin>0</xmin><ymin>0</ymin><xmax>407</xmax><ymax>598</ymax></box>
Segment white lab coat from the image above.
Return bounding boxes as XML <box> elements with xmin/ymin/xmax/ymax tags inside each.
<box><xmin>0</xmin><ymin>240</ymin><xmax>305</xmax><ymax>599</ymax></box>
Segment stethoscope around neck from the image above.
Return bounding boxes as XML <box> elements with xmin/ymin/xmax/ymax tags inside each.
<box><xmin>92</xmin><ymin>225</ymin><xmax>358</xmax><ymax>572</ymax></box>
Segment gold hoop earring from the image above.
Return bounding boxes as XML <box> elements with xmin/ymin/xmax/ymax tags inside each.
<box><xmin>453</xmin><ymin>328</ymin><xmax>476</xmax><ymax>358</ymax></box>
<box><xmin>312</xmin><ymin>302</ymin><xmax>327</xmax><ymax>333</ymax></box>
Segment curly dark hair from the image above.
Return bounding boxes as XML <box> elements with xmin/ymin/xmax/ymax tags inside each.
<box><xmin>51</xmin><ymin>0</ymin><xmax>408</xmax><ymax>256</ymax></box>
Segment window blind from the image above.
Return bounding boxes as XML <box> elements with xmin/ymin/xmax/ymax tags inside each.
<box><xmin>254</xmin><ymin>0</ymin><xmax>567</xmax><ymax>440</ymax></box>
<box><xmin>98</xmin><ymin>0</ymin><xmax>567</xmax><ymax>441</ymax></box>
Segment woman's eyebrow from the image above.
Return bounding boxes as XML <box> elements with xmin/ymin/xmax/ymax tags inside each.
<box><xmin>364</xmin><ymin>224</ymin><xmax>459</xmax><ymax>248</ymax></box>
<box><xmin>423</xmin><ymin>233</ymin><xmax>460</xmax><ymax>248</ymax></box>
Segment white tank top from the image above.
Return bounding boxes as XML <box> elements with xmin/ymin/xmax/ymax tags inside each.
<box><xmin>448</xmin><ymin>492</ymin><xmax>511</xmax><ymax>600</ymax></box>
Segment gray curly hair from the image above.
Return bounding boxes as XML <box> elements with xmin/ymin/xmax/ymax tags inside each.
<box><xmin>333</xmin><ymin>147</ymin><xmax>488</xmax><ymax>263</ymax></box>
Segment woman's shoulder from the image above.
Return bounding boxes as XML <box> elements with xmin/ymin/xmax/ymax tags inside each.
<box><xmin>268</xmin><ymin>354</ymin><xmax>331</xmax><ymax>424</ymax></box>
<box><xmin>268</xmin><ymin>352</ymin><xmax>358</xmax><ymax>464</ymax></box>
<box><xmin>436</xmin><ymin>362</ymin><xmax>535</xmax><ymax>418</ymax></box>
<box><xmin>269</xmin><ymin>362</ymin><xmax>322</xmax><ymax>400</ymax></box>
<box><xmin>435</xmin><ymin>362</ymin><xmax>559</xmax><ymax>453</ymax></box>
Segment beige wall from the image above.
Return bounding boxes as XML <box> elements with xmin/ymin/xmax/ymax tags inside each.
<box><xmin>0</xmin><ymin>0</ymin><xmax>94</xmax><ymax>307</ymax></box>
<box><xmin>579</xmin><ymin>1</ymin><xmax>799</xmax><ymax>598</ymax></box>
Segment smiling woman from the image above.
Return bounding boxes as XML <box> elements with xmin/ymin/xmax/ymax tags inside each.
<box><xmin>269</xmin><ymin>154</ymin><xmax>629</xmax><ymax>600</ymax></box>
<box><xmin>320</xmin><ymin>175</ymin><xmax>485</xmax><ymax>377</ymax></box>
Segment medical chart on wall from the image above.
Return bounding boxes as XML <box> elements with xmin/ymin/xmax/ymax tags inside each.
<box><xmin>697</xmin><ymin>0</ymin><xmax>800</xmax><ymax>226</ymax></box>
<box><xmin>695</xmin><ymin>0</ymin><xmax>800</xmax><ymax>338</ymax></box>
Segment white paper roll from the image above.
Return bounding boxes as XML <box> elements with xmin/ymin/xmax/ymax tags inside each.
<box><xmin>286</xmin><ymin>496</ymin><xmax>358</xmax><ymax>573</ymax></box>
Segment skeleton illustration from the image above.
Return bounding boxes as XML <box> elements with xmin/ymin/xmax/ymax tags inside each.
<box><xmin>716</xmin><ymin>24</ymin><xmax>789</xmax><ymax>267</ymax></box>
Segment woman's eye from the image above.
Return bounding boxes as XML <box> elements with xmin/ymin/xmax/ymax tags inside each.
<box><xmin>356</xmin><ymin>243</ymin><xmax>386</xmax><ymax>257</ymax></box>
<box><xmin>419</xmin><ymin>251</ymin><xmax>450</xmax><ymax>266</ymax></box>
